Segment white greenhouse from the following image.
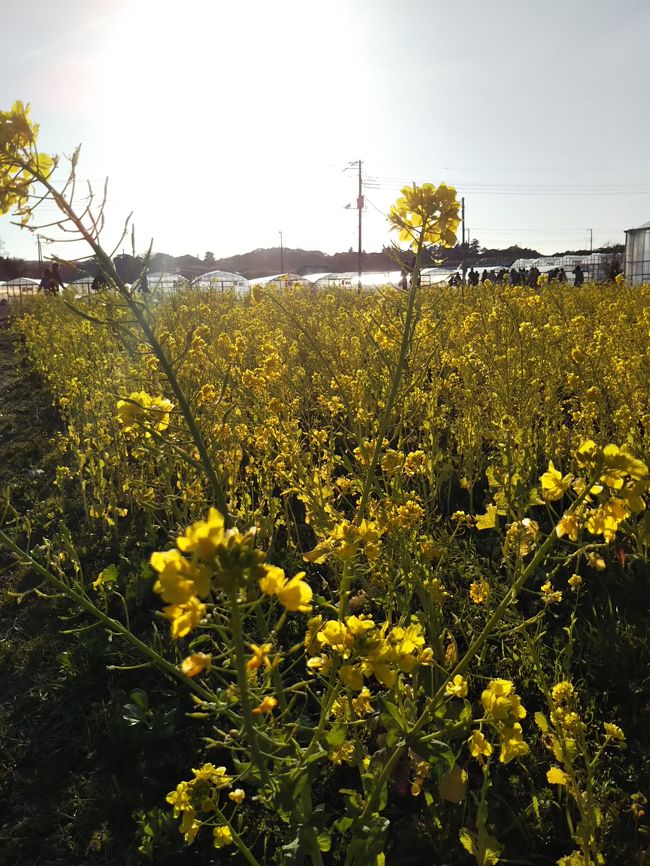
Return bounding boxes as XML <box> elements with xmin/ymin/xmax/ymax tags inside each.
<box><xmin>192</xmin><ymin>270</ymin><xmax>250</xmax><ymax>294</ymax></box>
<box><xmin>249</xmin><ymin>273</ymin><xmax>308</xmax><ymax>289</ymax></box>
<box><xmin>625</xmin><ymin>220</ymin><xmax>650</xmax><ymax>285</ymax></box>
<box><xmin>147</xmin><ymin>271</ymin><xmax>189</xmax><ymax>291</ymax></box>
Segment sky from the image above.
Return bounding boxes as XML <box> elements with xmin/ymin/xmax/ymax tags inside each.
<box><xmin>1</xmin><ymin>0</ymin><xmax>649</xmax><ymax>265</ymax></box>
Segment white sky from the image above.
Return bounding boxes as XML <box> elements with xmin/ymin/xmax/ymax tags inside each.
<box><xmin>1</xmin><ymin>0</ymin><xmax>649</xmax><ymax>262</ymax></box>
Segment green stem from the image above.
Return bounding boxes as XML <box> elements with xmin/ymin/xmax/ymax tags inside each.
<box><xmin>355</xmin><ymin>236</ymin><xmax>424</xmax><ymax>526</ymax></box>
<box><xmin>213</xmin><ymin>806</ymin><xmax>262</xmax><ymax>866</ymax></box>
<box><xmin>0</xmin><ymin>529</ymin><xmax>218</xmax><ymax>705</ymax></box>
<box><xmin>228</xmin><ymin>584</ymin><xmax>273</xmax><ymax>788</ymax></box>
<box><xmin>20</xmin><ymin>161</ymin><xmax>232</xmax><ymax>526</ymax></box>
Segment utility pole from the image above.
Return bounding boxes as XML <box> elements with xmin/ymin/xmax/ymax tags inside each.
<box><xmin>344</xmin><ymin>160</ymin><xmax>364</xmax><ymax>290</ymax></box>
<box><xmin>589</xmin><ymin>228</ymin><xmax>593</xmax><ymax>253</ymax></box>
<box><xmin>36</xmin><ymin>235</ymin><xmax>43</xmax><ymax>274</ymax></box>
<box><xmin>357</xmin><ymin>159</ymin><xmax>363</xmax><ymax>291</ymax></box>
<box><xmin>461</xmin><ymin>197</ymin><xmax>467</xmax><ymax>285</ymax></box>
<box><xmin>279</xmin><ymin>230</ymin><xmax>284</xmax><ymax>275</ymax></box>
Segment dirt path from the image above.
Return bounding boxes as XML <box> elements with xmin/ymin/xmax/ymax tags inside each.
<box><xmin>0</xmin><ymin>312</ymin><xmax>55</xmax><ymax>488</ymax></box>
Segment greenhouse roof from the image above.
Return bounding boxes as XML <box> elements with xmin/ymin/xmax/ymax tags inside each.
<box><xmin>249</xmin><ymin>273</ymin><xmax>307</xmax><ymax>286</ymax></box>
<box><xmin>193</xmin><ymin>269</ymin><xmax>248</xmax><ymax>284</ymax></box>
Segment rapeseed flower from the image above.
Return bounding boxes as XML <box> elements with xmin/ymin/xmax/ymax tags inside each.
<box><xmin>468</xmin><ymin>730</ymin><xmax>492</xmax><ymax>759</ymax></box>
<box><xmin>213</xmin><ymin>825</ymin><xmax>234</xmax><ymax>848</ymax></box>
<box><xmin>181</xmin><ymin>653</ymin><xmax>212</xmax><ymax>677</ymax></box>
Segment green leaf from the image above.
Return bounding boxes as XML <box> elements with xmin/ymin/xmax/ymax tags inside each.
<box><xmin>379</xmin><ymin>697</ymin><xmax>407</xmax><ymax>736</ymax></box>
<box><xmin>130</xmin><ymin>689</ymin><xmax>149</xmax><ymax>711</ymax></box>
<box><xmin>326</xmin><ymin>722</ymin><xmax>348</xmax><ymax>748</ymax></box>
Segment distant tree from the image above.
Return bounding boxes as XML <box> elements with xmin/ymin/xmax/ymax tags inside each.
<box><xmin>0</xmin><ymin>255</ymin><xmax>28</xmax><ymax>280</ymax></box>
<box><xmin>204</xmin><ymin>251</ymin><xmax>215</xmax><ymax>263</ymax></box>
<box><xmin>113</xmin><ymin>253</ymin><xmax>144</xmax><ymax>283</ymax></box>
<box><xmin>468</xmin><ymin>238</ymin><xmax>481</xmax><ymax>256</ymax></box>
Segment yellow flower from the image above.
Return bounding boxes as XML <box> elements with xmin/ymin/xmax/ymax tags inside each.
<box><xmin>116</xmin><ymin>391</ymin><xmax>149</xmax><ymax>429</ymax></box>
<box><xmin>468</xmin><ymin>730</ymin><xmax>493</xmax><ymax>759</ymax></box>
<box><xmin>317</xmin><ymin>619</ymin><xmax>349</xmax><ymax>652</ymax></box>
<box><xmin>151</xmin><ymin>548</ymin><xmax>211</xmax><ymax>603</ymax></box>
<box><xmin>252</xmin><ymin>695</ymin><xmax>278</xmax><ymax>715</ymax></box>
<box><xmin>469</xmin><ymin>579</ymin><xmax>490</xmax><ymax>604</ymax></box>
<box><xmin>585</xmin><ymin>497</ymin><xmax>629</xmax><ymax>542</ymax></box>
<box><xmin>557</xmin><ymin>851</ymin><xmax>588</xmax><ymax>866</ymax></box>
<box><xmin>306</xmin><ymin>654</ymin><xmax>331</xmax><ymax>675</ymax></box>
<box><xmin>568</xmin><ymin>573</ymin><xmax>582</xmax><ymax>590</ymax></box>
<box><xmin>351</xmin><ymin>686</ymin><xmax>374</xmax><ymax>716</ymax></box>
<box><xmin>246</xmin><ymin>643</ymin><xmax>273</xmax><ymax>671</ymax></box>
<box><xmin>213</xmin><ymin>825</ymin><xmax>234</xmax><ymax>849</ymax></box>
<box><xmin>388</xmin><ymin>182</ymin><xmax>460</xmax><ymax>251</ymax></box>
<box><xmin>328</xmin><ymin>741</ymin><xmax>356</xmax><ymax>765</ymax></box>
<box><xmin>181</xmin><ymin>652</ymin><xmax>212</xmax><ymax>677</ymax></box>
<box><xmin>540</xmin><ymin>461</ymin><xmax>574</xmax><ymax>502</ymax></box>
<box><xmin>586</xmin><ymin>551</ymin><xmax>606</xmax><ymax>571</ymax></box>
<box><xmin>445</xmin><ymin>674</ymin><xmax>468</xmax><ymax>699</ymax></box>
<box><xmin>482</xmin><ymin>679</ymin><xmax>526</xmax><ymax>723</ymax></box>
<box><xmin>192</xmin><ymin>763</ymin><xmax>232</xmax><ymax>788</ymax></box>
<box><xmin>547</xmin><ymin>767</ymin><xmax>568</xmax><ymax>785</ymax></box>
<box><xmin>551</xmin><ymin>681</ymin><xmax>574</xmax><ymax>704</ymax></box>
<box><xmin>228</xmin><ymin>788</ymin><xmax>245</xmax><ymax>804</ymax></box>
<box><xmin>603</xmin><ymin>722</ymin><xmax>625</xmax><ymax>742</ymax></box>
<box><xmin>258</xmin><ymin>564</ymin><xmax>287</xmax><ymax>597</ymax></box>
<box><xmin>277</xmin><ymin>572</ymin><xmax>313</xmax><ymax>612</ymax></box>
<box><xmin>176</xmin><ymin>508</ymin><xmax>225</xmax><ymax>559</ymax></box>
<box><xmin>162</xmin><ymin>596</ymin><xmax>206</xmax><ymax>639</ymax></box>
<box><xmin>540</xmin><ymin>580</ymin><xmax>563</xmax><ymax>605</ymax></box>
<box><xmin>340</xmin><ymin>664</ymin><xmax>364</xmax><ymax>691</ymax></box>
<box><xmin>499</xmin><ymin>723</ymin><xmax>529</xmax><ymax>763</ymax></box>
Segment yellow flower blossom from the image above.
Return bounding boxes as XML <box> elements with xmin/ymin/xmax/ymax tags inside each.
<box><xmin>499</xmin><ymin>723</ymin><xmax>529</xmax><ymax>763</ymax></box>
<box><xmin>351</xmin><ymin>686</ymin><xmax>374</xmax><ymax>716</ymax></box>
<box><xmin>277</xmin><ymin>572</ymin><xmax>313</xmax><ymax>612</ymax></box>
<box><xmin>603</xmin><ymin>722</ymin><xmax>625</xmax><ymax>742</ymax></box>
<box><xmin>586</xmin><ymin>551</ymin><xmax>606</xmax><ymax>571</ymax></box>
<box><xmin>328</xmin><ymin>741</ymin><xmax>356</xmax><ymax>765</ymax></box>
<box><xmin>181</xmin><ymin>652</ymin><xmax>212</xmax><ymax>677</ymax></box>
<box><xmin>469</xmin><ymin>580</ymin><xmax>491</xmax><ymax>604</ymax></box>
<box><xmin>547</xmin><ymin>767</ymin><xmax>568</xmax><ymax>785</ymax></box>
<box><xmin>150</xmin><ymin>548</ymin><xmax>211</xmax><ymax>603</ymax></box>
<box><xmin>176</xmin><ymin>507</ymin><xmax>225</xmax><ymax>559</ymax></box>
<box><xmin>228</xmin><ymin>788</ymin><xmax>245</xmax><ymax>804</ymax></box>
<box><xmin>340</xmin><ymin>664</ymin><xmax>364</xmax><ymax>691</ymax></box>
<box><xmin>482</xmin><ymin>679</ymin><xmax>526</xmax><ymax>723</ymax></box>
<box><xmin>540</xmin><ymin>580</ymin><xmax>563</xmax><ymax>605</ymax></box>
<box><xmin>551</xmin><ymin>681</ymin><xmax>574</xmax><ymax>704</ymax></box>
<box><xmin>445</xmin><ymin>674</ymin><xmax>468</xmax><ymax>699</ymax></box>
<box><xmin>213</xmin><ymin>825</ymin><xmax>234</xmax><ymax>848</ymax></box>
<box><xmin>468</xmin><ymin>730</ymin><xmax>493</xmax><ymax>759</ymax></box>
<box><xmin>540</xmin><ymin>461</ymin><xmax>575</xmax><ymax>502</ymax></box>
<box><xmin>252</xmin><ymin>695</ymin><xmax>278</xmax><ymax>715</ymax></box>
<box><xmin>555</xmin><ymin>513</ymin><xmax>580</xmax><ymax>541</ymax></box>
<box><xmin>162</xmin><ymin>596</ymin><xmax>206</xmax><ymax>639</ymax></box>
<box><xmin>247</xmin><ymin>643</ymin><xmax>273</xmax><ymax>672</ymax></box>
<box><xmin>258</xmin><ymin>564</ymin><xmax>287</xmax><ymax>596</ymax></box>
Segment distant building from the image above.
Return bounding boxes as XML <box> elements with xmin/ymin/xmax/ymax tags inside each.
<box><xmin>625</xmin><ymin>220</ymin><xmax>650</xmax><ymax>285</ymax></box>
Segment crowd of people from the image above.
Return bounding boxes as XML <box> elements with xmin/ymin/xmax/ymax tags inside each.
<box><xmin>449</xmin><ymin>258</ymin><xmax>622</xmax><ymax>289</ymax></box>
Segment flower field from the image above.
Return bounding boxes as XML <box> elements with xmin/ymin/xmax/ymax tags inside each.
<box><xmin>3</xmin><ymin>278</ymin><xmax>649</xmax><ymax>865</ymax></box>
<box><xmin>1</xmin><ymin>101</ymin><xmax>649</xmax><ymax>866</ymax></box>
